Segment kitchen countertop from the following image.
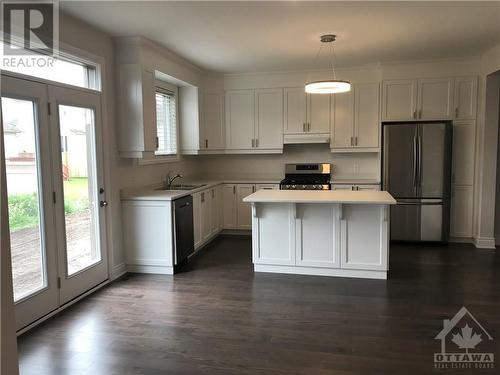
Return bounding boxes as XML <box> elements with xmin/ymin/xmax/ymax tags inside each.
<box><xmin>243</xmin><ymin>190</ymin><xmax>396</xmax><ymax>205</ymax></box>
<box><xmin>121</xmin><ymin>179</ymin><xmax>281</xmax><ymax>201</ymax></box>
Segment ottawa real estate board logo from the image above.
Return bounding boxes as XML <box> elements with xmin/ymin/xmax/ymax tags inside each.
<box><xmin>434</xmin><ymin>306</ymin><xmax>494</xmax><ymax>370</ymax></box>
<box><xmin>1</xmin><ymin>1</ymin><xmax>59</xmax><ymax>69</ymax></box>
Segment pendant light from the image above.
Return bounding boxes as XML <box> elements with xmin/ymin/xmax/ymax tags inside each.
<box><xmin>305</xmin><ymin>34</ymin><xmax>351</xmax><ymax>94</ymax></box>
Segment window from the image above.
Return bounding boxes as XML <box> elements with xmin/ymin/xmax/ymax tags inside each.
<box><xmin>1</xmin><ymin>42</ymin><xmax>99</xmax><ymax>90</ymax></box>
<box><xmin>155</xmin><ymin>89</ymin><xmax>177</xmax><ymax>156</ymax></box>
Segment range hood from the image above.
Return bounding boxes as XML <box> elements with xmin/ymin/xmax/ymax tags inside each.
<box><xmin>283</xmin><ymin>134</ymin><xmax>330</xmax><ymax>144</ymax></box>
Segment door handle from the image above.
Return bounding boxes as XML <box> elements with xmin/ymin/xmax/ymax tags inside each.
<box><xmin>100</xmin><ymin>200</ymin><xmax>108</xmax><ymax>207</ymax></box>
<box><xmin>413</xmin><ymin>135</ymin><xmax>418</xmax><ymax>187</ymax></box>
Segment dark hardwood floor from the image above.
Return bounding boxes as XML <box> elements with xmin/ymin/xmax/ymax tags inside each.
<box><xmin>18</xmin><ymin>236</ymin><xmax>500</xmax><ymax>374</ymax></box>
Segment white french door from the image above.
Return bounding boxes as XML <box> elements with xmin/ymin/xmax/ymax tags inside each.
<box><xmin>1</xmin><ymin>76</ymin><xmax>59</xmax><ymax>329</ymax></box>
<box><xmin>49</xmin><ymin>86</ymin><xmax>108</xmax><ymax>305</ymax></box>
<box><xmin>1</xmin><ymin>75</ymin><xmax>108</xmax><ymax>330</ymax></box>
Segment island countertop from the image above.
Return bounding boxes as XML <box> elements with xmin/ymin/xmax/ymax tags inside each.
<box><xmin>243</xmin><ymin>190</ymin><xmax>396</xmax><ymax>205</ymax></box>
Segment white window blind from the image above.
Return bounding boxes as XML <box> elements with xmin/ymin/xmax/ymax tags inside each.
<box><xmin>155</xmin><ymin>89</ymin><xmax>177</xmax><ymax>155</ymax></box>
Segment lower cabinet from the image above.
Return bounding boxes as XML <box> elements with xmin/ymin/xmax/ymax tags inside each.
<box><xmin>193</xmin><ymin>186</ymin><xmax>223</xmax><ymax>250</ymax></box>
<box><xmin>223</xmin><ymin>183</ymin><xmax>267</xmax><ymax>229</ymax></box>
<box><xmin>252</xmin><ymin>203</ymin><xmax>389</xmax><ymax>273</ymax></box>
<box><xmin>450</xmin><ymin>185</ymin><xmax>473</xmax><ymax>238</ymax></box>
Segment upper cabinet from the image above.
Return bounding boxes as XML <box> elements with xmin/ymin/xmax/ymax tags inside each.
<box><xmin>382</xmin><ymin>77</ymin><xmax>477</xmax><ymax>122</ymax></box>
<box><xmin>417</xmin><ymin>78</ymin><xmax>454</xmax><ymax>120</ymax></box>
<box><xmin>381</xmin><ymin>79</ymin><xmax>418</xmax><ymax>121</ymax></box>
<box><xmin>283</xmin><ymin>88</ymin><xmax>331</xmax><ymax>143</ymax></box>
<box><xmin>331</xmin><ymin>82</ymin><xmax>380</xmax><ymax>152</ymax></box>
<box><xmin>203</xmin><ymin>92</ymin><xmax>225</xmax><ymax>150</ymax></box>
<box><xmin>180</xmin><ymin>90</ymin><xmax>226</xmax><ymax>155</ymax></box>
<box><xmin>254</xmin><ymin>88</ymin><xmax>283</xmax><ymax>150</ymax></box>
<box><xmin>117</xmin><ymin>64</ymin><xmax>157</xmax><ymax>158</ymax></box>
<box><xmin>225</xmin><ymin>89</ymin><xmax>283</xmax><ymax>153</ymax></box>
<box><xmin>453</xmin><ymin>77</ymin><xmax>477</xmax><ymax>120</ymax></box>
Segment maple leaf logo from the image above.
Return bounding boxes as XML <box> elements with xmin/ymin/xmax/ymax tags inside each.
<box><xmin>451</xmin><ymin>324</ymin><xmax>483</xmax><ymax>353</ymax></box>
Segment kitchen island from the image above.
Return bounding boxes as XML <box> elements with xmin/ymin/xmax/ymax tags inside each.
<box><xmin>243</xmin><ymin>190</ymin><xmax>396</xmax><ymax>279</ymax></box>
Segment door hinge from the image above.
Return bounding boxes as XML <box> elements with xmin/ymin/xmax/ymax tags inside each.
<box><xmin>52</xmin><ymin>191</ymin><xmax>56</xmax><ymax>204</ymax></box>
<box><xmin>47</xmin><ymin>102</ymin><xmax>51</xmax><ymax>116</ymax></box>
<box><xmin>57</xmin><ymin>277</ymin><xmax>61</xmax><ymax>289</ymax></box>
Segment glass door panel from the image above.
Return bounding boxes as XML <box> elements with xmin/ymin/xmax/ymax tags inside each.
<box><xmin>49</xmin><ymin>86</ymin><xmax>108</xmax><ymax>305</ymax></box>
<box><xmin>58</xmin><ymin>105</ymin><xmax>101</xmax><ymax>276</ymax></box>
<box><xmin>2</xmin><ymin>97</ymin><xmax>46</xmax><ymax>301</ymax></box>
<box><xmin>1</xmin><ymin>75</ymin><xmax>58</xmax><ymax>330</ymax></box>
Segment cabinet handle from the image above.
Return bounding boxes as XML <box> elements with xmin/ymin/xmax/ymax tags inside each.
<box><xmin>303</xmin><ymin>123</ymin><xmax>305</xmax><ymax>132</ymax></box>
<box><xmin>351</xmin><ymin>186</ymin><xmax>354</xmax><ymax>191</ymax></box>
<box><xmin>418</xmin><ymin>109</ymin><xmax>422</xmax><ymax>119</ymax></box>
<box><xmin>156</xmin><ymin>136</ymin><xmax>159</xmax><ymax>150</ymax></box>
<box><xmin>252</xmin><ymin>186</ymin><xmax>255</xmax><ymax>193</ymax></box>
<box><xmin>413</xmin><ymin>110</ymin><xmax>417</xmax><ymax>119</ymax></box>
<box><xmin>255</xmin><ymin>138</ymin><xmax>259</xmax><ymax>148</ymax></box>
<box><xmin>455</xmin><ymin>107</ymin><xmax>459</xmax><ymax>118</ymax></box>
<box><xmin>201</xmin><ymin>192</ymin><xmax>205</xmax><ymax>202</ymax></box>
<box><xmin>205</xmin><ymin>139</ymin><xmax>208</xmax><ymax>148</ymax></box>
<box><xmin>350</xmin><ymin>136</ymin><xmax>353</xmax><ymax>146</ymax></box>
<box><xmin>309</xmin><ymin>123</ymin><xmax>311</xmax><ymax>132</ymax></box>
<box><xmin>355</xmin><ymin>137</ymin><xmax>358</xmax><ymax>146</ymax></box>
<box><xmin>212</xmin><ymin>189</ymin><xmax>215</xmax><ymax>198</ymax></box>
<box><xmin>233</xmin><ymin>185</ymin><xmax>236</xmax><ymax>194</ymax></box>
<box><xmin>251</xmin><ymin>139</ymin><xmax>255</xmax><ymax>148</ymax></box>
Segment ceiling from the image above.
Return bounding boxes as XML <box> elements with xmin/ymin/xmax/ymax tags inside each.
<box><xmin>60</xmin><ymin>1</ymin><xmax>500</xmax><ymax>74</ymax></box>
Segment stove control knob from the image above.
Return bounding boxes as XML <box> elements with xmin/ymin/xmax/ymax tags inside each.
<box><xmin>291</xmin><ymin>185</ymin><xmax>296</xmax><ymax>189</ymax></box>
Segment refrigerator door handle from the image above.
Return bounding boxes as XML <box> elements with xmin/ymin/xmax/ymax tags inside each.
<box><xmin>413</xmin><ymin>134</ymin><xmax>418</xmax><ymax>187</ymax></box>
<box><xmin>417</xmin><ymin>134</ymin><xmax>422</xmax><ymax>186</ymax></box>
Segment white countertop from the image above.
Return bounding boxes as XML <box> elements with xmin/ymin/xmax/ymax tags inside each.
<box><xmin>121</xmin><ymin>179</ymin><xmax>281</xmax><ymax>201</ymax></box>
<box><xmin>243</xmin><ymin>190</ymin><xmax>396</xmax><ymax>204</ymax></box>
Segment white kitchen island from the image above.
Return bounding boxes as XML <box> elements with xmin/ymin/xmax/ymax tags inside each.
<box><xmin>243</xmin><ymin>190</ymin><xmax>397</xmax><ymax>279</ymax></box>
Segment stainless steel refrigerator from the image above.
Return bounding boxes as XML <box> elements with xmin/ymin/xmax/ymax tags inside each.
<box><xmin>382</xmin><ymin>122</ymin><xmax>452</xmax><ymax>242</ymax></box>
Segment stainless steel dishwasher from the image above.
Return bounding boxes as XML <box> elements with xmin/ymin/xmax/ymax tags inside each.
<box><xmin>173</xmin><ymin>195</ymin><xmax>194</xmax><ymax>266</ymax></box>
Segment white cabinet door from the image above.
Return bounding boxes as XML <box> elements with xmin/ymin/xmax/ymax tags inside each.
<box><xmin>255</xmin><ymin>89</ymin><xmax>283</xmax><ymax>149</ymax></box>
<box><xmin>308</xmin><ymin>93</ymin><xmax>331</xmax><ymax>134</ymax></box>
<box><xmin>255</xmin><ymin>183</ymin><xmax>280</xmax><ymax>190</ymax></box>
<box><xmin>192</xmin><ymin>192</ymin><xmax>202</xmax><ymax>249</ymax></box>
<box><xmin>225</xmin><ymin>90</ymin><xmax>255</xmax><ymax>150</ymax></box>
<box><xmin>453</xmin><ymin>77</ymin><xmax>477</xmax><ymax>120</ymax></box>
<box><xmin>452</xmin><ymin>120</ymin><xmax>476</xmax><ymax>185</ymax></box>
<box><xmin>252</xmin><ymin>203</ymin><xmax>295</xmax><ymax>266</ymax></box>
<box><xmin>204</xmin><ymin>92</ymin><xmax>225</xmax><ymax>150</ymax></box>
<box><xmin>331</xmin><ymin>184</ymin><xmax>354</xmax><ymax>191</ymax></box>
<box><xmin>382</xmin><ymin>79</ymin><xmax>418</xmax><ymax>121</ymax></box>
<box><xmin>354</xmin><ymin>83</ymin><xmax>380</xmax><ymax>148</ymax></box>
<box><xmin>284</xmin><ymin>88</ymin><xmax>307</xmax><ymax>134</ymax></box>
<box><xmin>222</xmin><ymin>184</ymin><xmax>237</xmax><ymax>229</ymax></box>
<box><xmin>295</xmin><ymin>204</ymin><xmax>340</xmax><ymax>268</ymax></box>
<box><xmin>450</xmin><ymin>185</ymin><xmax>473</xmax><ymax>238</ymax></box>
<box><xmin>237</xmin><ymin>184</ymin><xmax>254</xmax><ymax>229</ymax></box>
<box><xmin>418</xmin><ymin>78</ymin><xmax>454</xmax><ymax>120</ymax></box>
<box><xmin>341</xmin><ymin>205</ymin><xmax>388</xmax><ymax>271</ymax></box>
<box><xmin>209</xmin><ymin>187</ymin><xmax>220</xmax><ymax>235</ymax></box>
<box><xmin>200</xmin><ymin>190</ymin><xmax>211</xmax><ymax>241</ymax></box>
<box><xmin>331</xmin><ymin>90</ymin><xmax>354</xmax><ymax>149</ymax></box>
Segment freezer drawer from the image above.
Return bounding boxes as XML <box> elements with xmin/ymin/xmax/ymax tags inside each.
<box><xmin>390</xmin><ymin>199</ymin><xmax>449</xmax><ymax>242</ymax></box>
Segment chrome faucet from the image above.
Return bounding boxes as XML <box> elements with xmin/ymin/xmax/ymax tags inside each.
<box><xmin>165</xmin><ymin>170</ymin><xmax>183</xmax><ymax>189</ymax></box>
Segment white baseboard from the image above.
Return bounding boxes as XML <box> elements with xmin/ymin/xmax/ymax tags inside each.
<box><xmin>110</xmin><ymin>262</ymin><xmax>127</xmax><ymax>280</ymax></box>
<box><xmin>473</xmin><ymin>237</ymin><xmax>497</xmax><ymax>249</ymax></box>
<box><xmin>126</xmin><ymin>264</ymin><xmax>174</xmax><ymax>274</ymax></box>
<box><xmin>254</xmin><ymin>264</ymin><xmax>387</xmax><ymax>280</ymax></box>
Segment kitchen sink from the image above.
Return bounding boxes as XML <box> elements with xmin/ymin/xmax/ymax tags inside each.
<box><xmin>156</xmin><ymin>184</ymin><xmax>206</xmax><ymax>191</ymax></box>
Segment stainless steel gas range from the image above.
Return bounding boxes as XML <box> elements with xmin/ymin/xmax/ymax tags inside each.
<box><xmin>279</xmin><ymin>163</ymin><xmax>331</xmax><ymax>190</ymax></box>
